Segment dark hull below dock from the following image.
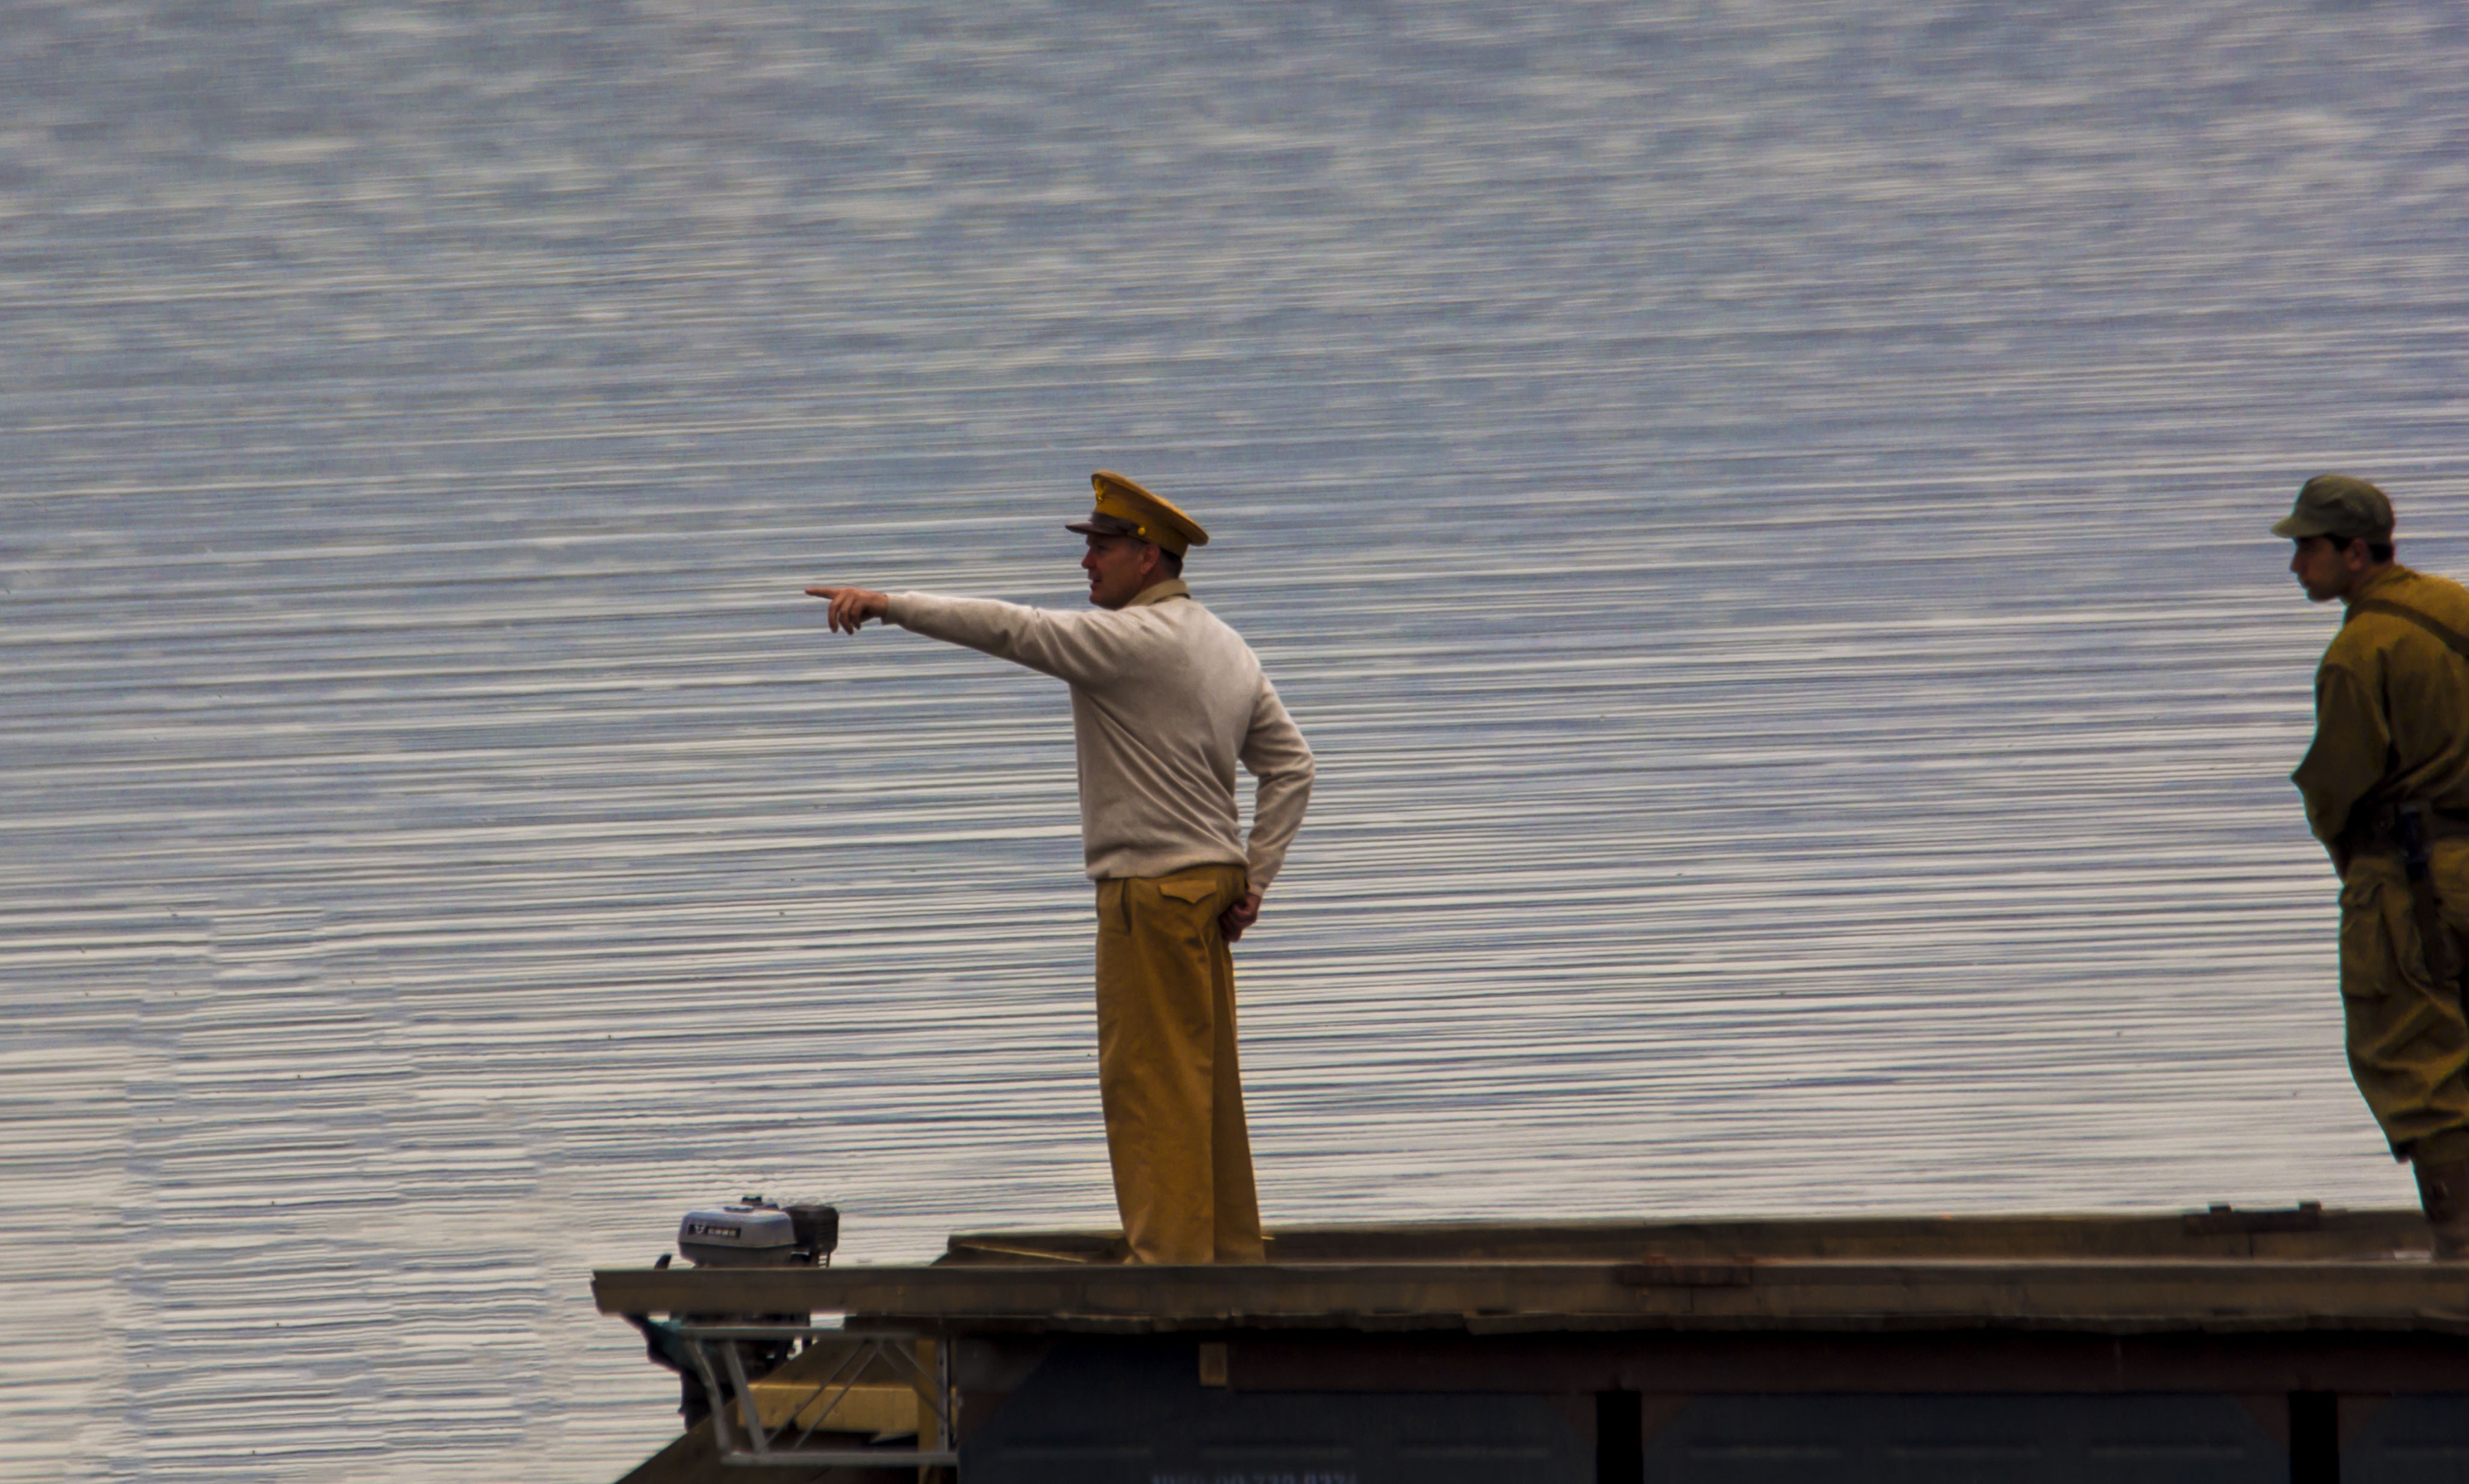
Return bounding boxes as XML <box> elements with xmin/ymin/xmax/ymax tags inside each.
<box><xmin>595</xmin><ymin>1209</ymin><xmax>2469</xmax><ymax>1483</ymax></box>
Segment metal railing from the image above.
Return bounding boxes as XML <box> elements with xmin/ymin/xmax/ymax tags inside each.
<box><xmin>678</xmin><ymin>1324</ymin><xmax>957</xmax><ymax>1468</ymax></box>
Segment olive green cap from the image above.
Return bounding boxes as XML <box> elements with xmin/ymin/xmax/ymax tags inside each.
<box><xmin>2272</xmin><ymin>473</ymin><xmax>2393</xmax><ymax>542</ymax></box>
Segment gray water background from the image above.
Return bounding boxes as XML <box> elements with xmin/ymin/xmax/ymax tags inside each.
<box><xmin>8</xmin><ymin>1</ymin><xmax>2469</xmax><ymax>1477</ymax></box>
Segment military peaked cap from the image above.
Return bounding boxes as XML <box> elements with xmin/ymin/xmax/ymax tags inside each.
<box><xmin>1066</xmin><ymin>471</ymin><xmax>1210</xmax><ymax>556</ymax></box>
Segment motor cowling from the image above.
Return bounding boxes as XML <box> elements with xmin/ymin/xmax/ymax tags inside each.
<box><xmin>676</xmin><ymin>1195</ymin><xmax>838</xmax><ymax>1266</ymax></box>
<box><xmin>632</xmin><ymin>1194</ymin><xmax>840</xmax><ymax>1427</ymax></box>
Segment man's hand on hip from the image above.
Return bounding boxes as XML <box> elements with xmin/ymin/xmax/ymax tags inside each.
<box><xmin>1220</xmin><ymin>890</ymin><xmax>1264</xmax><ymax>943</ymax></box>
<box><xmin>806</xmin><ymin>585</ymin><xmax>891</xmax><ymax>634</ymax></box>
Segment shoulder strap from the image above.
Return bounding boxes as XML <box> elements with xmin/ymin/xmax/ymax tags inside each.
<box><xmin>2350</xmin><ymin>598</ymin><xmax>2469</xmax><ymax>662</ymax></box>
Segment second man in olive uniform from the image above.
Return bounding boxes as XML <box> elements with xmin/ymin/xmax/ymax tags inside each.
<box><xmin>808</xmin><ymin>473</ymin><xmax>1314</xmax><ymax>1264</ymax></box>
<box><xmin>2283</xmin><ymin>473</ymin><xmax>2469</xmax><ymax>1257</ymax></box>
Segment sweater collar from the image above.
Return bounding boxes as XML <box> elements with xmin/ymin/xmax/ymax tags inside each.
<box><xmin>1128</xmin><ymin>579</ymin><xmax>1192</xmax><ymax>608</ymax></box>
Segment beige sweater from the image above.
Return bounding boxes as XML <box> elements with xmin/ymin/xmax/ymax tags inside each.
<box><xmin>885</xmin><ymin>581</ymin><xmax>1315</xmax><ymax>890</ymax></box>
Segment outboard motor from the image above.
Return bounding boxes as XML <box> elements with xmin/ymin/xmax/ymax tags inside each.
<box><xmin>627</xmin><ymin>1195</ymin><xmax>838</xmax><ymax>1427</ymax></box>
<box><xmin>679</xmin><ymin>1195</ymin><xmax>839</xmax><ymax>1268</ymax></box>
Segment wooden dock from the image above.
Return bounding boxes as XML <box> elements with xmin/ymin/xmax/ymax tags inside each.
<box><xmin>596</xmin><ymin>1206</ymin><xmax>2469</xmax><ymax>1483</ymax></box>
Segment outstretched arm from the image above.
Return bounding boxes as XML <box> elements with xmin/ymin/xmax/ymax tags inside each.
<box><xmin>849</xmin><ymin>590</ymin><xmax>1141</xmax><ymax>687</ymax></box>
<box><xmin>805</xmin><ymin>585</ymin><xmax>891</xmax><ymax>634</ymax></box>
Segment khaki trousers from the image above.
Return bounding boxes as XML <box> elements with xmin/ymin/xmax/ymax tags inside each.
<box><xmin>2340</xmin><ymin>842</ymin><xmax>2469</xmax><ymax>1166</ymax></box>
<box><xmin>1094</xmin><ymin>863</ymin><xmax>1264</xmax><ymax>1264</ymax></box>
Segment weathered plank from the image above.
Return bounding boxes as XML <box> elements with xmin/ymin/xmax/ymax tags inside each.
<box><xmin>594</xmin><ymin>1256</ymin><xmax>2469</xmax><ymax>1334</ymax></box>
<box><xmin>942</xmin><ymin>1208</ymin><xmax>2426</xmax><ymax>1264</ymax></box>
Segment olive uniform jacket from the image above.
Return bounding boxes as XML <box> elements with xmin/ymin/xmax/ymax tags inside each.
<box><xmin>2294</xmin><ymin>565</ymin><xmax>2469</xmax><ymax>846</ymax></box>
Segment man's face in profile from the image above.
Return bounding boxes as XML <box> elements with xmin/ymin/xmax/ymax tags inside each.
<box><xmin>1082</xmin><ymin>534</ymin><xmax>1158</xmax><ymax>609</ymax></box>
<box><xmin>2290</xmin><ymin>535</ymin><xmax>2362</xmax><ymax>603</ymax></box>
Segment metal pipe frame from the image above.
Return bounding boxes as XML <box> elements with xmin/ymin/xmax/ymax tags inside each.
<box><xmin>678</xmin><ymin>1324</ymin><xmax>959</xmax><ymax>1468</ymax></box>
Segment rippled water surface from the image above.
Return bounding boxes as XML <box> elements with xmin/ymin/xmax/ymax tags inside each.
<box><xmin>10</xmin><ymin>1</ymin><xmax>2469</xmax><ymax>1478</ymax></box>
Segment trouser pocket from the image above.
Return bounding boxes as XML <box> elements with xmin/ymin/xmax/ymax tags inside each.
<box><xmin>2340</xmin><ymin>872</ymin><xmax>2413</xmax><ymax>1000</ymax></box>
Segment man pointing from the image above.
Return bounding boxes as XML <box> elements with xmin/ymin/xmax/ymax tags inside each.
<box><xmin>808</xmin><ymin>472</ymin><xmax>1314</xmax><ymax>1264</ymax></box>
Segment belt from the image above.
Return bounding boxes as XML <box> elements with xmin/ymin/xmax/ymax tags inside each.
<box><xmin>2340</xmin><ymin>801</ymin><xmax>2469</xmax><ymax>856</ymax></box>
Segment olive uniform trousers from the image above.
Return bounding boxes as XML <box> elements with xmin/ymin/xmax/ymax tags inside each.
<box><xmin>2340</xmin><ymin>840</ymin><xmax>2469</xmax><ymax>1167</ymax></box>
<box><xmin>1094</xmin><ymin>863</ymin><xmax>1264</xmax><ymax>1264</ymax></box>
